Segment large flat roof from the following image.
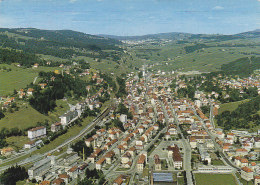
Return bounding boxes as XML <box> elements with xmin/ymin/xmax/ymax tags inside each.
<box><xmin>153</xmin><ymin>173</ymin><xmax>173</xmax><ymax>182</ymax></box>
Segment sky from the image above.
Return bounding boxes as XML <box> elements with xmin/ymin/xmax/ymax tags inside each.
<box><xmin>0</xmin><ymin>0</ymin><xmax>259</xmax><ymax>36</ymax></box>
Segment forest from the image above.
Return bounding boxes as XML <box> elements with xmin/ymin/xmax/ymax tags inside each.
<box><xmin>0</xmin><ymin>48</ymin><xmax>43</xmax><ymax>67</ymax></box>
<box><xmin>29</xmin><ymin>72</ymin><xmax>88</xmax><ymax>114</ymax></box>
<box><xmin>216</xmin><ymin>95</ymin><xmax>260</xmax><ymax>130</ymax></box>
<box><xmin>0</xmin><ymin>29</ymin><xmax>123</xmax><ymax>60</ymax></box>
<box><xmin>221</xmin><ymin>56</ymin><xmax>260</xmax><ymax>76</ymax></box>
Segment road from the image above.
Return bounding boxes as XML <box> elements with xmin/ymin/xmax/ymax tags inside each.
<box><xmin>170</xmin><ymin>106</ymin><xmax>193</xmax><ymax>185</ymax></box>
<box><xmin>189</xmin><ymin>105</ymin><xmax>240</xmax><ymax>171</ymax></box>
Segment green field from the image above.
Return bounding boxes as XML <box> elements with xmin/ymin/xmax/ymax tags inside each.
<box><xmin>6</xmin><ymin>136</ymin><xmax>30</xmax><ymax>151</ymax></box>
<box><xmin>218</xmin><ymin>99</ymin><xmax>250</xmax><ymax>114</ymax></box>
<box><xmin>131</xmin><ymin>38</ymin><xmax>260</xmax><ymax>72</ymax></box>
<box><xmin>0</xmin><ymin>64</ymin><xmax>60</xmax><ymax>96</ymax></box>
<box><xmin>211</xmin><ymin>160</ymin><xmax>225</xmax><ymax>165</ymax></box>
<box><xmin>194</xmin><ymin>173</ymin><xmax>237</xmax><ymax>185</ymax></box>
<box><xmin>0</xmin><ymin>105</ymin><xmax>51</xmax><ymax>130</ymax></box>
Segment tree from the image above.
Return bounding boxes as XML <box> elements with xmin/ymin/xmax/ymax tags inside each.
<box><xmin>0</xmin><ymin>165</ymin><xmax>28</xmax><ymax>185</ymax></box>
<box><xmin>0</xmin><ymin>110</ymin><xmax>5</xmax><ymax>119</ymax></box>
<box><xmin>71</xmin><ymin>140</ymin><xmax>93</xmax><ymax>158</ymax></box>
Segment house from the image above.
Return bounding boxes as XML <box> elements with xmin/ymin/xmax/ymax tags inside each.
<box><xmin>33</xmin><ymin>63</ymin><xmax>39</xmax><ymax>68</ymax></box>
<box><xmin>39</xmin><ymin>181</ymin><xmax>50</xmax><ymax>185</ymax></box>
<box><xmin>51</xmin><ymin>122</ymin><xmax>62</xmax><ymax>132</ymax></box>
<box><xmin>68</xmin><ymin>166</ymin><xmax>78</xmax><ymax>178</ymax></box>
<box><xmin>168</xmin><ymin>145</ymin><xmax>182</xmax><ymax>169</ymax></box>
<box><xmin>236</xmin><ymin>148</ymin><xmax>248</xmax><ymax>156</ymax></box>
<box><xmin>85</xmin><ymin>137</ymin><xmax>94</xmax><ymax>147</ymax></box>
<box><xmin>105</xmin><ymin>151</ymin><xmax>115</xmax><ymax>164</ymax></box>
<box><xmin>24</xmin><ymin>140</ymin><xmax>43</xmax><ymax>149</ymax></box>
<box><xmin>28</xmin><ymin>126</ymin><xmax>46</xmax><ymax>140</ymax></box>
<box><xmin>240</xmin><ymin>158</ymin><xmax>249</xmax><ymax>167</ymax></box>
<box><xmin>137</xmin><ymin>154</ymin><xmax>146</xmax><ymax>172</ymax></box>
<box><xmin>168</xmin><ymin>124</ymin><xmax>177</xmax><ymax>135</ymax></box>
<box><xmin>119</xmin><ymin>114</ymin><xmax>127</xmax><ymax>123</ymax></box>
<box><xmin>52</xmin><ymin>178</ymin><xmax>64</xmax><ymax>185</ymax></box>
<box><xmin>154</xmin><ymin>155</ymin><xmax>161</xmax><ymax>171</ymax></box>
<box><xmin>241</xmin><ymin>166</ymin><xmax>254</xmax><ymax>181</ymax></box>
<box><xmin>0</xmin><ymin>147</ymin><xmax>15</xmax><ymax>156</ymax></box>
<box><xmin>113</xmin><ymin>175</ymin><xmax>126</xmax><ymax>185</ymax></box>
<box><xmin>27</xmin><ymin>88</ymin><xmax>34</xmax><ymax>96</ymax></box>
<box><xmin>234</xmin><ymin>156</ymin><xmax>241</xmax><ymax>167</ymax></box>
<box><xmin>254</xmin><ymin>176</ymin><xmax>260</xmax><ymax>185</ymax></box>
<box><xmin>58</xmin><ymin>173</ymin><xmax>70</xmax><ymax>184</ymax></box>
<box><xmin>96</xmin><ymin>157</ymin><xmax>106</xmax><ymax>170</ymax></box>
<box><xmin>254</xmin><ymin>137</ymin><xmax>260</xmax><ymax>148</ymax></box>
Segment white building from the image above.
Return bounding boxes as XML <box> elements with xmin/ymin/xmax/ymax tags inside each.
<box><xmin>28</xmin><ymin>126</ymin><xmax>46</xmax><ymax>140</ymax></box>
<box><xmin>119</xmin><ymin>114</ymin><xmax>127</xmax><ymax>123</ymax></box>
<box><xmin>59</xmin><ymin>110</ymin><xmax>79</xmax><ymax>126</ymax></box>
<box><xmin>28</xmin><ymin>157</ymin><xmax>54</xmax><ymax>181</ymax></box>
<box><xmin>197</xmin><ymin>165</ymin><xmax>233</xmax><ymax>173</ymax></box>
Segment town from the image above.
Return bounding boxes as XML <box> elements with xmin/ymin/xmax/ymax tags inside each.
<box><xmin>0</xmin><ymin>65</ymin><xmax>259</xmax><ymax>185</ymax></box>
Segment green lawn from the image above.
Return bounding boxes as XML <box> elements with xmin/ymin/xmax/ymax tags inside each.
<box><xmin>211</xmin><ymin>160</ymin><xmax>225</xmax><ymax>166</ymax></box>
<box><xmin>194</xmin><ymin>173</ymin><xmax>237</xmax><ymax>185</ymax></box>
<box><xmin>0</xmin><ymin>64</ymin><xmax>60</xmax><ymax>96</ymax></box>
<box><xmin>218</xmin><ymin>99</ymin><xmax>250</xmax><ymax>114</ymax></box>
<box><xmin>6</xmin><ymin>136</ymin><xmax>30</xmax><ymax>151</ymax></box>
<box><xmin>16</xmin><ymin>180</ymin><xmax>35</xmax><ymax>185</ymax></box>
<box><xmin>0</xmin><ymin>65</ymin><xmax>37</xmax><ymax>96</ymax></box>
<box><xmin>0</xmin><ymin>105</ymin><xmax>51</xmax><ymax>130</ymax></box>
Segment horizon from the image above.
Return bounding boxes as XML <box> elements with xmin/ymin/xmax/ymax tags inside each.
<box><xmin>1</xmin><ymin>27</ymin><xmax>259</xmax><ymax>37</ymax></box>
<box><xmin>0</xmin><ymin>0</ymin><xmax>259</xmax><ymax>36</ymax></box>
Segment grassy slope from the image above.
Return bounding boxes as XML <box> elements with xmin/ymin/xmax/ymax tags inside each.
<box><xmin>218</xmin><ymin>99</ymin><xmax>250</xmax><ymax>114</ymax></box>
<box><xmin>0</xmin><ymin>64</ymin><xmax>60</xmax><ymax>96</ymax></box>
<box><xmin>132</xmin><ymin>38</ymin><xmax>260</xmax><ymax>72</ymax></box>
<box><xmin>194</xmin><ymin>174</ymin><xmax>237</xmax><ymax>185</ymax></box>
<box><xmin>6</xmin><ymin>136</ymin><xmax>30</xmax><ymax>151</ymax></box>
<box><xmin>0</xmin><ymin>105</ymin><xmax>51</xmax><ymax>130</ymax></box>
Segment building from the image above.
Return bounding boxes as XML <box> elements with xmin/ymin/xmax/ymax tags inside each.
<box><xmin>197</xmin><ymin>165</ymin><xmax>233</xmax><ymax>173</ymax></box>
<box><xmin>59</xmin><ymin>110</ymin><xmax>79</xmax><ymax>126</ymax></box>
<box><xmin>28</xmin><ymin>157</ymin><xmax>53</xmax><ymax>181</ymax></box>
<box><xmin>28</xmin><ymin>126</ymin><xmax>46</xmax><ymax>140</ymax></box>
<box><xmin>137</xmin><ymin>154</ymin><xmax>146</xmax><ymax>172</ymax></box>
<box><xmin>0</xmin><ymin>147</ymin><xmax>15</xmax><ymax>156</ymax></box>
<box><xmin>152</xmin><ymin>173</ymin><xmax>174</xmax><ymax>185</ymax></box>
<box><xmin>154</xmin><ymin>155</ymin><xmax>161</xmax><ymax>171</ymax></box>
<box><xmin>241</xmin><ymin>166</ymin><xmax>254</xmax><ymax>181</ymax></box>
<box><xmin>51</xmin><ymin>122</ymin><xmax>62</xmax><ymax>132</ymax></box>
<box><xmin>168</xmin><ymin>144</ymin><xmax>182</xmax><ymax>169</ymax></box>
<box><xmin>119</xmin><ymin>114</ymin><xmax>127</xmax><ymax>123</ymax></box>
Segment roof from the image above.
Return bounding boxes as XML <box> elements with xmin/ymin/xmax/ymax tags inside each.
<box><xmin>137</xmin><ymin>154</ymin><xmax>146</xmax><ymax>164</ymax></box>
<box><xmin>240</xmin><ymin>158</ymin><xmax>248</xmax><ymax>163</ymax></box>
<box><xmin>39</xmin><ymin>181</ymin><xmax>50</xmax><ymax>185</ymax></box>
<box><xmin>242</xmin><ymin>166</ymin><xmax>253</xmax><ymax>173</ymax></box>
<box><xmin>28</xmin><ymin>126</ymin><xmax>45</xmax><ymax>132</ymax></box>
<box><xmin>52</xmin><ymin>178</ymin><xmax>64</xmax><ymax>185</ymax></box>
<box><xmin>68</xmin><ymin>166</ymin><xmax>78</xmax><ymax>172</ymax></box>
<box><xmin>58</xmin><ymin>173</ymin><xmax>70</xmax><ymax>179</ymax></box>
<box><xmin>153</xmin><ymin>173</ymin><xmax>174</xmax><ymax>182</ymax></box>
<box><xmin>96</xmin><ymin>157</ymin><xmax>106</xmax><ymax>165</ymax></box>
<box><xmin>114</xmin><ymin>175</ymin><xmax>125</xmax><ymax>185</ymax></box>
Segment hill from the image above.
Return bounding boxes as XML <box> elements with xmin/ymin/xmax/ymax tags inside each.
<box><xmin>100</xmin><ymin>29</ymin><xmax>260</xmax><ymax>41</ymax></box>
<box><xmin>0</xmin><ymin>28</ymin><xmax>124</xmax><ymax>66</ymax></box>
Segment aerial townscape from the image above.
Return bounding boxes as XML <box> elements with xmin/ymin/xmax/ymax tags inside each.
<box><xmin>0</xmin><ymin>1</ymin><xmax>260</xmax><ymax>185</ymax></box>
